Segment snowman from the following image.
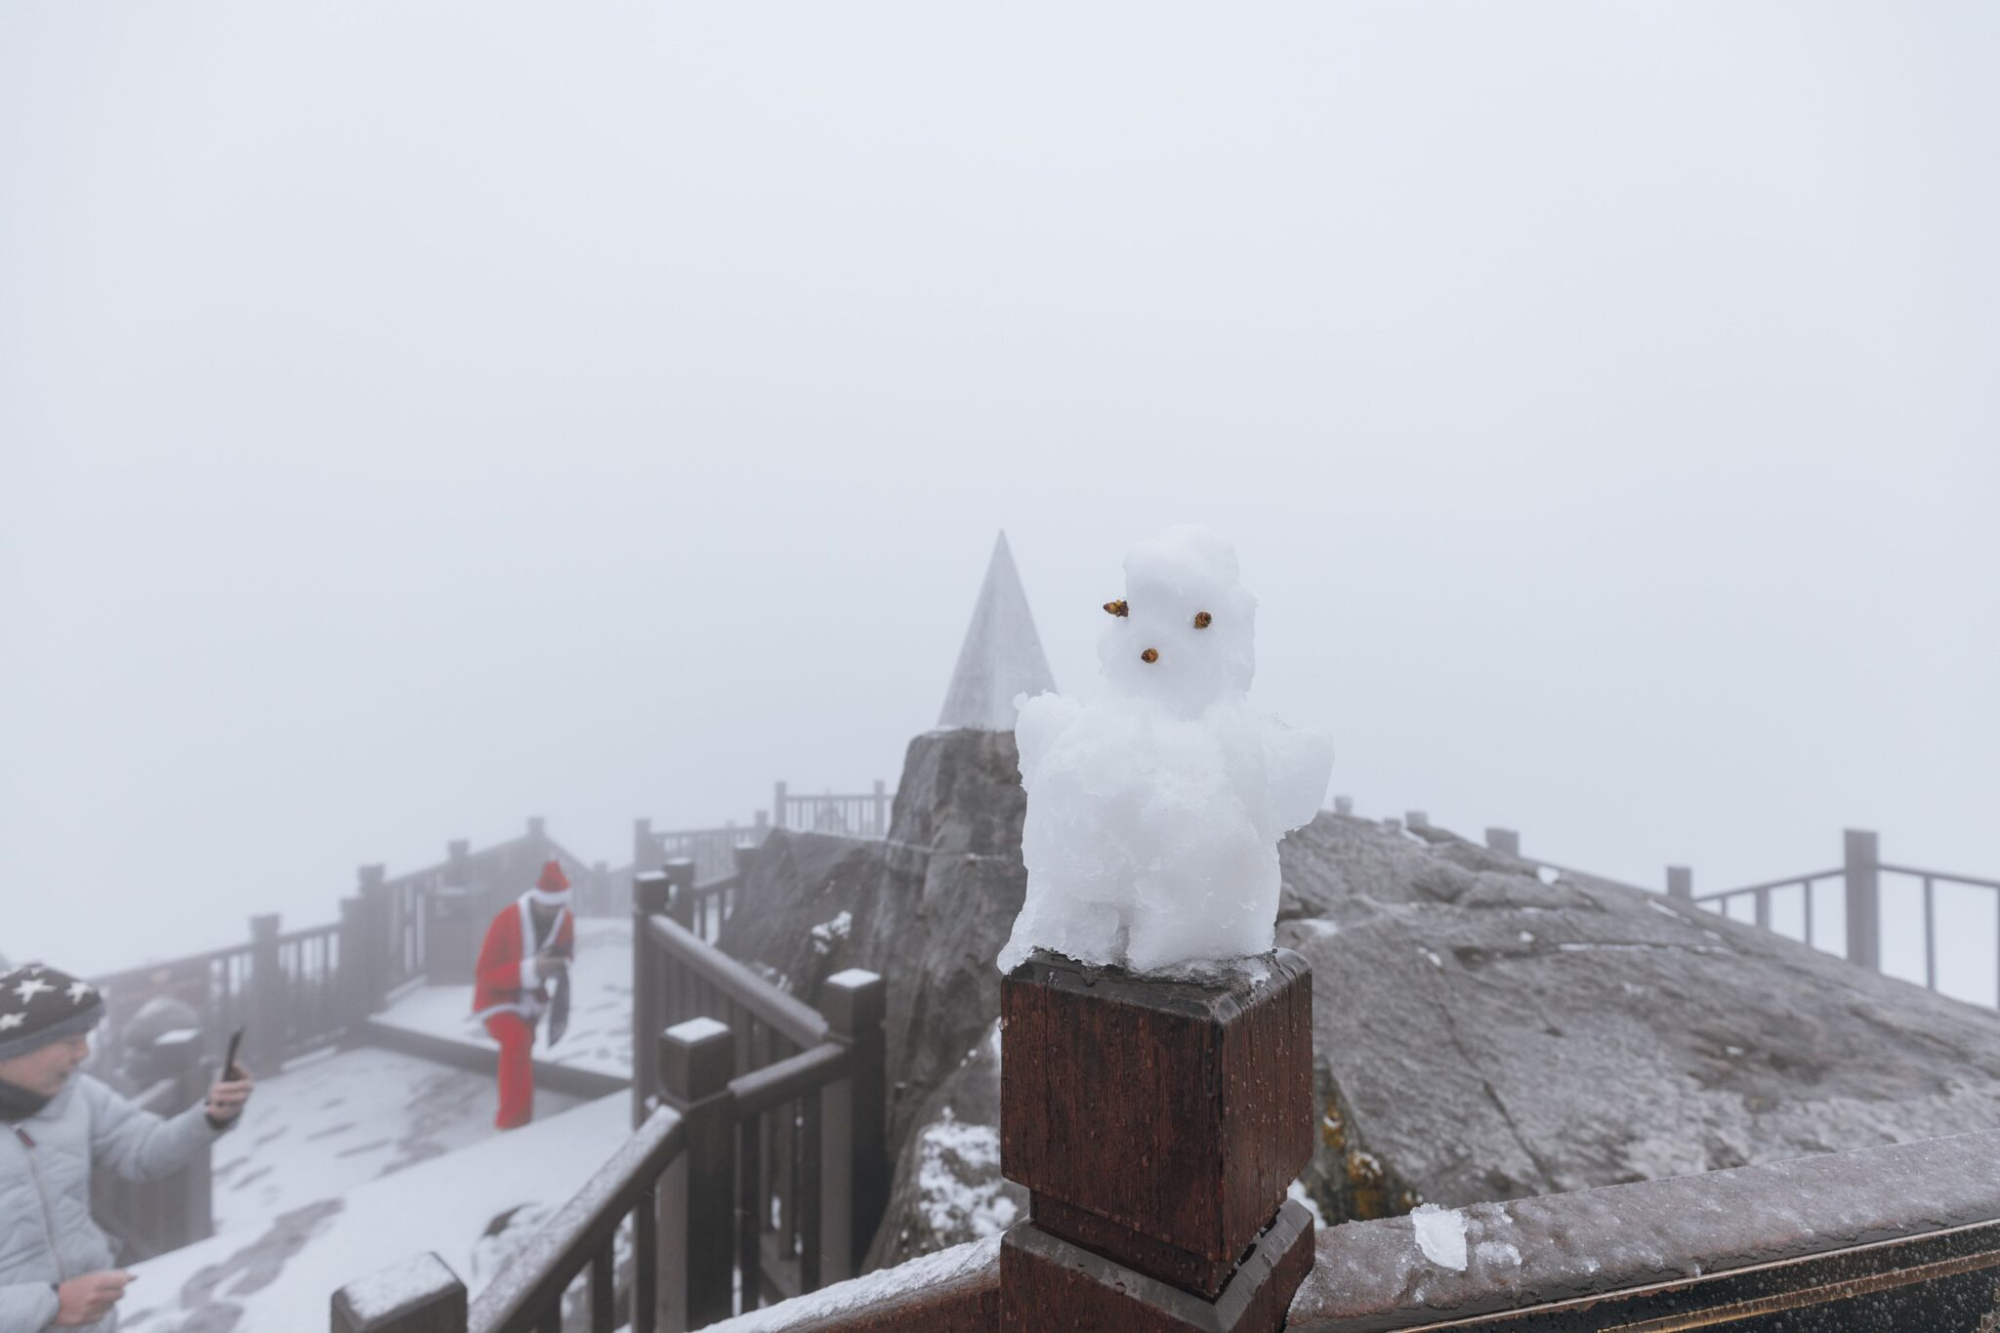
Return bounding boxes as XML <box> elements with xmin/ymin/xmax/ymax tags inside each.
<box><xmin>998</xmin><ymin>525</ymin><xmax>1333</xmax><ymax>976</ymax></box>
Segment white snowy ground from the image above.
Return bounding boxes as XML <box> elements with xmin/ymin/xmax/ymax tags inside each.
<box><xmin>208</xmin><ymin>1045</ymin><xmax>586</xmax><ymax>1234</ymax></box>
<box><xmin>375</xmin><ymin>918</ymin><xmax>635</xmax><ymax>1079</ymax></box>
<box><xmin>124</xmin><ymin>1091</ymin><xmax>629</xmax><ymax>1332</ymax></box>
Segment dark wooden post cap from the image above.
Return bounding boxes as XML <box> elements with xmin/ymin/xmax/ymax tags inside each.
<box><xmin>660</xmin><ymin>1017</ymin><xmax>734</xmax><ymax>1106</ymax></box>
<box><xmin>634</xmin><ymin>870</ymin><xmax>673</xmax><ymax>917</ymax></box>
<box><xmin>821</xmin><ymin>968</ymin><xmax>886</xmax><ymax>1037</ymax></box>
<box><xmin>664</xmin><ymin>857</ymin><xmax>697</xmax><ymax>889</ymax></box>
<box><xmin>330</xmin><ymin>1252</ymin><xmax>466</xmax><ymax>1332</ymax></box>
<box><xmin>1001</xmin><ymin>948</ymin><xmax>1315</xmax><ymax>1307</ymax></box>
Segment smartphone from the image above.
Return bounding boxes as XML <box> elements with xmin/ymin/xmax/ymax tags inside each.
<box><xmin>220</xmin><ymin>1028</ymin><xmax>244</xmax><ymax>1082</ymax></box>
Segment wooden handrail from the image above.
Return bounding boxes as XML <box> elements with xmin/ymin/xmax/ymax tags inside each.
<box><xmin>468</xmin><ymin>1104</ymin><xmax>685</xmax><ymax>1333</ymax></box>
<box><xmin>728</xmin><ymin>1041</ymin><xmax>849</xmax><ymax>1119</ymax></box>
<box><xmin>646</xmin><ymin>915</ymin><xmax>829</xmax><ymax>1048</ymax></box>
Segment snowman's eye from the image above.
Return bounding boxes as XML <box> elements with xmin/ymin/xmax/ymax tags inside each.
<box><xmin>1193</xmin><ymin>611</ymin><xmax>1212</xmax><ymax>629</ymax></box>
<box><xmin>1104</xmin><ymin>600</ymin><xmax>1129</xmax><ymax>618</ymax></box>
<box><xmin>1140</xmin><ymin>648</ymin><xmax>1159</xmax><ymax>663</ymax></box>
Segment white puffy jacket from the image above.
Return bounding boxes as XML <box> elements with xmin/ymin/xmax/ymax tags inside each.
<box><xmin>0</xmin><ymin>1075</ymin><xmax>217</xmax><ymax>1333</ymax></box>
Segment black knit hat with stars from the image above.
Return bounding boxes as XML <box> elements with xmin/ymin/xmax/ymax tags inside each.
<box><xmin>0</xmin><ymin>963</ymin><xmax>105</xmax><ymax>1063</ymax></box>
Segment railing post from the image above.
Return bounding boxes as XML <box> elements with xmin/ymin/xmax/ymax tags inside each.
<box><xmin>526</xmin><ymin>815</ymin><xmax>546</xmax><ymax>842</ymax></box>
<box><xmin>774</xmin><ymin>781</ymin><xmax>788</xmax><ymax>830</ymax></box>
<box><xmin>872</xmin><ymin>779</ymin><xmax>888</xmax><ymax>835</ymax></box>
<box><xmin>246</xmin><ymin>914</ymin><xmax>285</xmax><ymax>1073</ymax></box>
<box><xmin>665</xmin><ymin>858</ymin><xmax>697</xmax><ymax>932</ymax></box>
<box><xmin>591</xmin><ymin>860</ymin><xmax>610</xmax><ymax>918</ymax></box>
<box><xmin>1845</xmin><ymin>829</ymin><xmax>1881</xmax><ymax>972</ymax></box>
<box><xmin>1668</xmin><ymin>865</ymin><xmax>1693</xmax><ymax>903</ymax></box>
<box><xmin>633</xmin><ymin>871</ymin><xmax>672</xmax><ymax>1128</ymax></box>
<box><xmin>659</xmin><ymin>1018</ymin><xmax>736</xmax><ymax>1332</ymax></box>
<box><xmin>358</xmin><ymin>864</ymin><xmax>389</xmax><ymax>1013</ymax></box>
<box><xmin>819</xmin><ymin>969</ymin><xmax>887</xmax><ymax>1280</ymax></box>
<box><xmin>1334</xmin><ymin>795</ymin><xmax>1354</xmax><ymax>816</ymax></box>
<box><xmin>1406</xmin><ymin>809</ymin><xmax>1429</xmax><ymax>832</ymax></box>
<box><xmin>337</xmin><ymin>896</ymin><xmax>370</xmax><ymax>1031</ymax></box>
<box><xmin>998</xmin><ymin>951</ymin><xmax>1316</xmax><ymax>1330</ymax></box>
<box><xmin>1486</xmin><ymin>827</ymin><xmax>1520</xmax><ymax>857</ymax></box>
<box><xmin>331</xmin><ymin>1253</ymin><xmax>467</xmax><ymax>1333</ymax></box>
<box><xmin>634</xmin><ymin>817</ymin><xmax>656</xmax><ymax>876</ymax></box>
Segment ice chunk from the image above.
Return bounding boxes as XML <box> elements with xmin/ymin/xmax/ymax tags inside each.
<box><xmin>1411</xmin><ymin>1202</ymin><xmax>1468</xmax><ymax>1271</ymax></box>
<box><xmin>998</xmin><ymin>527</ymin><xmax>1334</xmax><ymax>976</ymax></box>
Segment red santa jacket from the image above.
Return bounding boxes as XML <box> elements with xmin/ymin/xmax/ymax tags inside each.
<box><xmin>473</xmin><ymin>894</ymin><xmax>575</xmax><ymax>1023</ymax></box>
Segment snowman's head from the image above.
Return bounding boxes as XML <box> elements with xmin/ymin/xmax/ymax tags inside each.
<box><xmin>1097</xmin><ymin>525</ymin><xmax>1256</xmax><ymax>715</ymax></box>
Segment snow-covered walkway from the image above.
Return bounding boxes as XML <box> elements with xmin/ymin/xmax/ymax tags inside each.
<box><xmin>124</xmin><ymin>1084</ymin><xmax>628</xmax><ymax>1332</ymax></box>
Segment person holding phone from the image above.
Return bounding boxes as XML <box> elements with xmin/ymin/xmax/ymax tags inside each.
<box><xmin>0</xmin><ymin>962</ymin><xmax>253</xmax><ymax>1331</ymax></box>
<box><xmin>471</xmin><ymin>860</ymin><xmax>575</xmax><ymax>1130</ymax></box>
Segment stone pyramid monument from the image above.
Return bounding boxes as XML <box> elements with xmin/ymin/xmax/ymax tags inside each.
<box><xmin>936</xmin><ymin>531</ymin><xmax>1056</xmax><ymax>731</ymax></box>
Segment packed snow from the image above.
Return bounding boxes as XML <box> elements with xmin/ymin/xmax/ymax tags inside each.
<box><xmin>123</xmin><ymin>1093</ymin><xmax>628</xmax><ymax>1331</ymax></box>
<box><xmin>1410</xmin><ymin>1202</ymin><xmax>1469</xmax><ymax>1272</ymax></box>
<box><xmin>207</xmin><ymin>1045</ymin><xmax>584</xmax><ymax>1234</ymax></box>
<box><xmin>999</xmin><ymin>526</ymin><xmax>1333</xmax><ymax>975</ymax></box>
<box><xmin>913</xmin><ymin>1110</ymin><xmax>1017</xmax><ymax>1240</ymax></box>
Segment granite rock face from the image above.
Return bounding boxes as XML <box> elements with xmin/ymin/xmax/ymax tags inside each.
<box><xmin>717</xmin><ymin>727</ymin><xmax>1027</xmax><ymax>1148</ymax></box>
<box><xmin>1283</xmin><ymin>815</ymin><xmax>2000</xmax><ymax>1223</ymax></box>
<box><xmin>719</xmin><ymin>737</ymin><xmax>2000</xmax><ymax>1265</ymax></box>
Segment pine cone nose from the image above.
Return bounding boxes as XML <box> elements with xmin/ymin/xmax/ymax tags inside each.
<box><xmin>1140</xmin><ymin>648</ymin><xmax>1159</xmax><ymax>664</ymax></box>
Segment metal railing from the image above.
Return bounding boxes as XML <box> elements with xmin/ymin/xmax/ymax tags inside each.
<box><xmin>1445</xmin><ymin>809</ymin><xmax>2000</xmax><ymax>1009</ymax></box>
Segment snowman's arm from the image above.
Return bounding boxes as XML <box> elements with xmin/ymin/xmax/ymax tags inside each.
<box><xmin>1262</xmin><ymin>716</ymin><xmax>1334</xmax><ymax>833</ymax></box>
<box><xmin>1015</xmin><ymin>691</ymin><xmax>1082</xmax><ymax>781</ymax></box>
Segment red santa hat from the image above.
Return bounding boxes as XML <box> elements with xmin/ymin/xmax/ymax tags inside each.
<box><xmin>528</xmin><ymin>859</ymin><xmax>572</xmax><ymax>906</ymax></box>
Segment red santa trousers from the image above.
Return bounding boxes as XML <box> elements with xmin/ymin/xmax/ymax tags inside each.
<box><xmin>484</xmin><ymin>1012</ymin><xmax>536</xmax><ymax>1129</ymax></box>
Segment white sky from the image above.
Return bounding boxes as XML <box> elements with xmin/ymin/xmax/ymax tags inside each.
<box><xmin>3</xmin><ymin>4</ymin><xmax>1995</xmax><ymax>997</ymax></box>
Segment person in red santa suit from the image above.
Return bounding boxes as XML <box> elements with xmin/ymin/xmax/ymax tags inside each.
<box><xmin>473</xmin><ymin>860</ymin><xmax>576</xmax><ymax>1129</ymax></box>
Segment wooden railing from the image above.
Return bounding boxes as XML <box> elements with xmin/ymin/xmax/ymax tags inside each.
<box><xmin>772</xmin><ymin>781</ymin><xmax>892</xmax><ymax>839</ymax></box>
<box><xmin>333</xmin><ymin>862</ymin><xmax>890</xmax><ymax>1333</ymax></box>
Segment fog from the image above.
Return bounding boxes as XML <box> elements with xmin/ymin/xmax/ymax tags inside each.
<box><xmin>4</xmin><ymin>4</ymin><xmax>1995</xmax><ymax>997</ymax></box>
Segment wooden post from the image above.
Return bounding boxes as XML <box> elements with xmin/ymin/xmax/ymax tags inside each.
<box><xmin>999</xmin><ymin>950</ymin><xmax>1317</xmax><ymax>1331</ymax></box>
<box><xmin>1668</xmin><ymin>866</ymin><xmax>1693</xmax><ymax>903</ymax></box>
<box><xmin>665</xmin><ymin>858</ymin><xmax>697</xmax><ymax>932</ymax></box>
<box><xmin>635</xmin><ymin>818</ymin><xmax>656</xmax><ymax>876</ymax></box>
<box><xmin>591</xmin><ymin>860</ymin><xmax>610</xmax><ymax>918</ymax></box>
<box><xmin>358</xmin><ymin>864</ymin><xmax>389</xmax><ymax>1013</ymax></box>
<box><xmin>820</xmin><ymin>969</ymin><xmax>888</xmax><ymax>1281</ymax></box>
<box><xmin>331</xmin><ymin>1253</ymin><xmax>467</xmax><ymax>1333</ymax></box>
<box><xmin>872</xmin><ymin>779</ymin><xmax>889</xmax><ymax>835</ymax></box>
<box><xmin>1845</xmin><ymin>829</ymin><xmax>1881</xmax><ymax>971</ymax></box>
<box><xmin>337</xmin><ymin>896</ymin><xmax>369</xmax><ymax>1030</ymax></box>
<box><xmin>660</xmin><ymin>1018</ymin><xmax>736</xmax><ymax>1332</ymax></box>
<box><xmin>1333</xmin><ymin>796</ymin><xmax>1354</xmax><ymax>816</ymax></box>
<box><xmin>247</xmin><ymin>914</ymin><xmax>285</xmax><ymax>1073</ymax></box>
<box><xmin>1486</xmin><ymin>828</ymin><xmax>1520</xmax><ymax>857</ymax></box>
<box><xmin>774</xmin><ymin>781</ymin><xmax>788</xmax><ymax>830</ymax></box>
<box><xmin>633</xmin><ymin>872</ymin><xmax>673</xmax><ymax>1128</ymax></box>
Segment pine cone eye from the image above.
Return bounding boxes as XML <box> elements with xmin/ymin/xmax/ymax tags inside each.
<box><xmin>1104</xmin><ymin>599</ymin><xmax>1129</xmax><ymax>617</ymax></box>
<box><xmin>1193</xmin><ymin>611</ymin><xmax>1212</xmax><ymax>629</ymax></box>
<box><xmin>1140</xmin><ymin>648</ymin><xmax>1159</xmax><ymax>663</ymax></box>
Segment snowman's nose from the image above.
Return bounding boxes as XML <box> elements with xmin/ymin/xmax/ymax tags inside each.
<box><xmin>1141</xmin><ymin>648</ymin><xmax>1159</xmax><ymax>664</ymax></box>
